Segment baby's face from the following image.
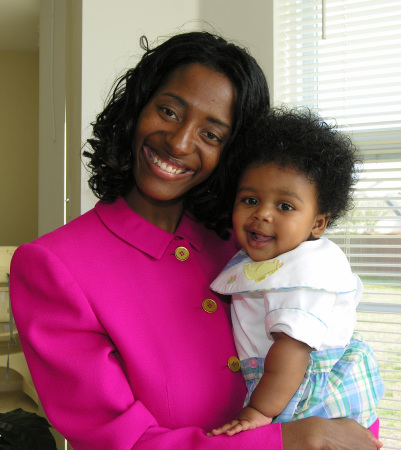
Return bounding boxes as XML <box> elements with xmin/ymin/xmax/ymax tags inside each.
<box><xmin>232</xmin><ymin>163</ymin><xmax>329</xmax><ymax>262</ymax></box>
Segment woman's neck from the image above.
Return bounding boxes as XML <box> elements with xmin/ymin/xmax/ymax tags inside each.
<box><xmin>124</xmin><ymin>187</ymin><xmax>184</xmax><ymax>234</ymax></box>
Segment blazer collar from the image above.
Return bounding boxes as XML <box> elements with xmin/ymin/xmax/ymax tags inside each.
<box><xmin>95</xmin><ymin>197</ymin><xmax>205</xmax><ymax>260</ymax></box>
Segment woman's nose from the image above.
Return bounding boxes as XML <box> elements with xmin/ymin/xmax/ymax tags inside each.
<box><xmin>165</xmin><ymin>123</ymin><xmax>196</xmax><ymax>156</ymax></box>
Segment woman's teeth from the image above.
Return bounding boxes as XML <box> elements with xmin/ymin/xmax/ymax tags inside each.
<box><xmin>151</xmin><ymin>153</ymin><xmax>186</xmax><ymax>174</ymax></box>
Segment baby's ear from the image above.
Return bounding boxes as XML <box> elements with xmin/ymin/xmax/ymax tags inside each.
<box><xmin>311</xmin><ymin>213</ymin><xmax>330</xmax><ymax>239</ymax></box>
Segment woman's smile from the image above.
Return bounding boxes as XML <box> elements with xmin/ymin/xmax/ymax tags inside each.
<box><xmin>143</xmin><ymin>145</ymin><xmax>194</xmax><ymax>177</ymax></box>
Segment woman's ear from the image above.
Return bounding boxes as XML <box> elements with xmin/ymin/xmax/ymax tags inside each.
<box><xmin>311</xmin><ymin>213</ymin><xmax>330</xmax><ymax>239</ymax></box>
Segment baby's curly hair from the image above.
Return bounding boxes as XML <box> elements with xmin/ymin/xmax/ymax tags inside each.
<box><xmin>231</xmin><ymin>107</ymin><xmax>361</xmax><ymax>227</ymax></box>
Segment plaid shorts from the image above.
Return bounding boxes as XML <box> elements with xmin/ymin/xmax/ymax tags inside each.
<box><xmin>241</xmin><ymin>333</ymin><xmax>384</xmax><ymax>427</ymax></box>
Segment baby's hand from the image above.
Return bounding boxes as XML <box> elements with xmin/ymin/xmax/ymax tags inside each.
<box><xmin>210</xmin><ymin>406</ymin><xmax>272</xmax><ymax>436</ymax></box>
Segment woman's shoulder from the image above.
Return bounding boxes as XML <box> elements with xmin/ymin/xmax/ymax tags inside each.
<box><xmin>34</xmin><ymin>205</ymin><xmax>100</xmax><ymax>247</ymax></box>
<box><xmin>29</xmin><ymin>197</ymin><xmax>132</xmax><ymax>249</ymax></box>
<box><xmin>13</xmin><ymin>202</ymin><xmax>110</xmax><ymax>266</ymax></box>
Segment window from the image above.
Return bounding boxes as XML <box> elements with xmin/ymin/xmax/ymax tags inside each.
<box><xmin>275</xmin><ymin>1</ymin><xmax>401</xmax><ymax>447</ymax></box>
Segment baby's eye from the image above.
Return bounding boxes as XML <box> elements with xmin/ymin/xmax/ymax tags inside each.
<box><xmin>242</xmin><ymin>197</ymin><xmax>258</xmax><ymax>206</ymax></box>
<box><xmin>278</xmin><ymin>203</ymin><xmax>294</xmax><ymax>211</ymax></box>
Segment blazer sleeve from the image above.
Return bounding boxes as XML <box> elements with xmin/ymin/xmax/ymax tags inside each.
<box><xmin>10</xmin><ymin>243</ymin><xmax>283</xmax><ymax>450</ymax></box>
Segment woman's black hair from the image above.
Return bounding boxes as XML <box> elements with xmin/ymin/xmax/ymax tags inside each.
<box><xmin>229</xmin><ymin>107</ymin><xmax>360</xmax><ymax>228</ymax></box>
<box><xmin>83</xmin><ymin>31</ymin><xmax>270</xmax><ymax>235</ymax></box>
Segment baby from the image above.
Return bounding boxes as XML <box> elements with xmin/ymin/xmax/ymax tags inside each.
<box><xmin>210</xmin><ymin>108</ymin><xmax>383</xmax><ymax>436</ymax></box>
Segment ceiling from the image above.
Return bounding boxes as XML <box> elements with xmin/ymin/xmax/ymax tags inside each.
<box><xmin>0</xmin><ymin>0</ymin><xmax>40</xmax><ymax>52</ymax></box>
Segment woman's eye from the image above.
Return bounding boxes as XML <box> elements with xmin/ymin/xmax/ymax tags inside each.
<box><xmin>204</xmin><ymin>131</ymin><xmax>222</xmax><ymax>143</ymax></box>
<box><xmin>278</xmin><ymin>203</ymin><xmax>294</xmax><ymax>211</ymax></box>
<box><xmin>160</xmin><ymin>107</ymin><xmax>177</xmax><ymax>119</ymax></box>
<box><xmin>243</xmin><ymin>197</ymin><xmax>258</xmax><ymax>206</ymax></box>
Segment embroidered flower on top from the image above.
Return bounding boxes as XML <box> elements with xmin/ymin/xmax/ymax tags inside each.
<box><xmin>244</xmin><ymin>259</ymin><xmax>285</xmax><ymax>282</ymax></box>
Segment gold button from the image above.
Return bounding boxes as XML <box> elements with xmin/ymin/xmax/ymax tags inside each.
<box><xmin>202</xmin><ymin>299</ymin><xmax>217</xmax><ymax>313</ymax></box>
<box><xmin>228</xmin><ymin>356</ymin><xmax>241</xmax><ymax>373</ymax></box>
<box><xmin>174</xmin><ymin>246</ymin><xmax>189</xmax><ymax>261</ymax></box>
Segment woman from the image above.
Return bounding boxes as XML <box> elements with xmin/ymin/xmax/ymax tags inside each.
<box><xmin>10</xmin><ymin>32</ymin><xmax>381</xmax><ymax>449</ymax></box>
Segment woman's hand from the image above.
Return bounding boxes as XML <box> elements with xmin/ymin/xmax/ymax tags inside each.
<box><xmin>282</xmin><ymin>417</ymin><xmax>382</xmax><ymax>450</ymax></box>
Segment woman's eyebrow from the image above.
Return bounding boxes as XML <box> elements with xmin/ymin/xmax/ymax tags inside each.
<box><xmin>208</xmin><ymin>117</ymin><xmax>231</xmax><ymax>129</ymax></box>
<box><xmin>161</xmin><ymin>92</ymin><xmax>231</xmax><ymax>129</ymax></box>
<box><xmin>162</xmin><ymin>92</ymin><xmax>187</xmax><ymax>106</ymax></box>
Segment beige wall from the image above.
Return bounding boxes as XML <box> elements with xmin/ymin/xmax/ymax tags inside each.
<box><xmin>0</xmin><ymin>50</ymin><xmax>39</xmax><ymax>245</ymax></box>
<box><xmin>38</xmin><ymin>0</ymin><xmax>68</xmax><ymax>237</ymax></box>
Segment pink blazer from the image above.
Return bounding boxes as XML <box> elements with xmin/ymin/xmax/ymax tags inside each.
<box><xmin>10</xmin><ymin>198</ymin><xmax>283</xmax><ymax>449</ymax></box>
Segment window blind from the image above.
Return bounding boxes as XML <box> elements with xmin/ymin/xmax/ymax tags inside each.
<box><xmin>275</xmin><ymin>1</ymin><xmax>401</xmax><ymax>447</ymax></box>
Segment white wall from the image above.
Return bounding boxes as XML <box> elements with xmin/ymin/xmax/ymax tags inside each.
<box><xmin>79</xmin><ymin>0</ymin><xmax>274</xmax><ymax>213</ymax></box>
<box><xmin>198</xmin><ymin>0</ymin><xmax>274</xmax><ymax>99</ymax></box>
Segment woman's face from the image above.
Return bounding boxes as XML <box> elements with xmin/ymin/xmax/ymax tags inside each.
<box><xmin>131</xmin><ymin>63</ymin><xmax>236</xmax><ymax>205</ymax></box>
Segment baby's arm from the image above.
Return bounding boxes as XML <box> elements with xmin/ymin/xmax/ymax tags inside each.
<box><xmin>249</xmin><ymin>332</ymin><xmax>312</xmax><ymax>418</ymax></box>
<box><xmin>211</xmin><ymin>332</ymin><xmax>311</xmax><ymax>436</ymax></box>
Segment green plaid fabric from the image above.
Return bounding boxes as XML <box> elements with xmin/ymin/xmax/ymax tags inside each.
<box><xmin>242</xmin><ymin>334</ymin><xmax>384</xmax><ymax>426</ymax></box>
